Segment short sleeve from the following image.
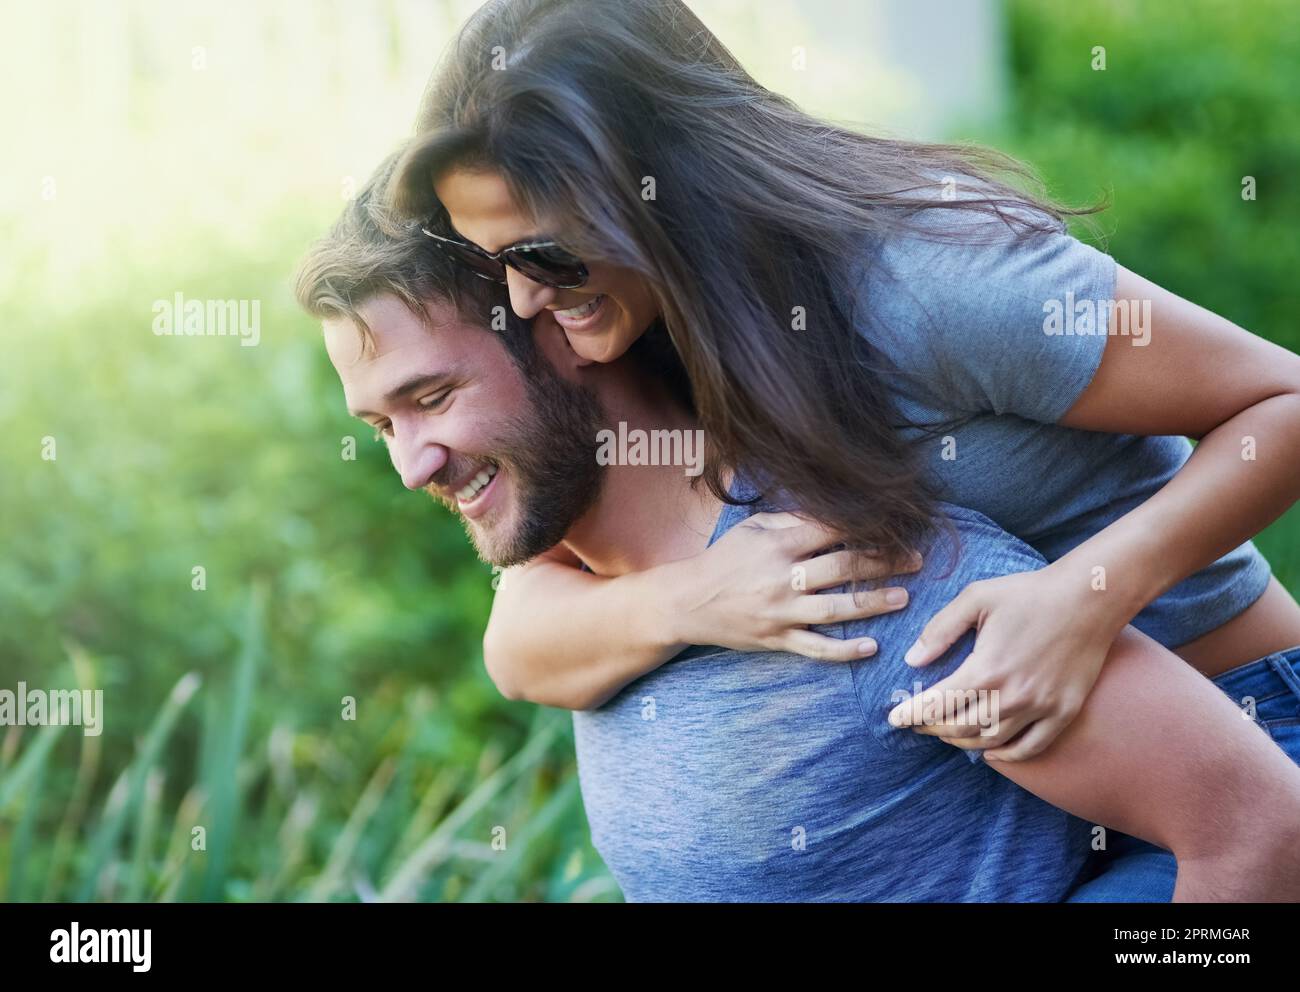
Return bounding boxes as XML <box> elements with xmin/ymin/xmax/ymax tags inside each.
<box><xmin>852</xmin><ymin>206</ymin><xmax>1118</xmax><ymax>423</ymax></box>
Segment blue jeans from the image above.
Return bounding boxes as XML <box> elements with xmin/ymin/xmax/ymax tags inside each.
<box><xmin>1066</xmin><ymin>644</ymin><xmax>1300</xmax><ymax>902</ymax></box>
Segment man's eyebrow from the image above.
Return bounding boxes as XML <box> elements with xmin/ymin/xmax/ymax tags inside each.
<box><xmin>348</xmin><ymin>370</ymin><xmax>455</xmax><ymax>419</ymax></box>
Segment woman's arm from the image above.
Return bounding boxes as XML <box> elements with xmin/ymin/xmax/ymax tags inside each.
<box><xmin>968</xmin><ymin>625</ymin><xmax>1300</xmax><ymax>900</ymax></box>
<box><xmin>901</xmin><ymin>262</ymin><xmax>1300</xmax><ymax>759</ymax></box>
<box><xmin>483</xmin><ymin>512</ymin><xmax>919</xmax><ymax>709</ymax></box>
<box><xmin>1055</xmin><ymin>263</ymin><xmax>1300</xmax><ymax>604</ymax></box>
<box><xmin>483</xmin><ymin>546</ymin><xmax>684</xmax><ymax>709</ymax></box>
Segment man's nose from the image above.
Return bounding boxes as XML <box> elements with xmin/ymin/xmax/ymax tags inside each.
<box><xmin>391</xmin><ymin>430</ymin><xmax>450</xmax><ymax>492</ymax></box>
<box><xmin>506</xmin><ymin>267</ymin><xmax>557</xmax><ymax>319</ymax></box>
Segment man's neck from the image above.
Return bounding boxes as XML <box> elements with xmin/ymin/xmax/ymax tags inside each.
<box><xmin>560</xmin><ymin>376</ymin><xmax>724</xmax><ymax>578</ymax></box>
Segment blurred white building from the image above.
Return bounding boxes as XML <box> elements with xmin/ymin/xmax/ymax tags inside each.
<box><xmin>692</xmin><ymin>0</ymin><xmax>1007</xmax><ymax>139</ymax></box>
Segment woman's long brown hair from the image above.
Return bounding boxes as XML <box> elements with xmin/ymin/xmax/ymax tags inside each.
<box><xmin>392</xmin><ymin>0</ymin><xmax>1104</xmax><ymax>562</ymax></box>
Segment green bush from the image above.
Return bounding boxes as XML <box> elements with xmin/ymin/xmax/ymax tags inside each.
<box><xmin>993</xmin><ymin>0</ymin><xmax>1300</xmax><ymax>585</ymax></box>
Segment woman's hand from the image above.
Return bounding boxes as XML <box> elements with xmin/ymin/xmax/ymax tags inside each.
<box><xmin>886</xmin><ymin>561</ymin><xmax>1128</xmax><ymax>761</ymax></box>
<box><xmin>665</xmin><ymin>511</ymin><xmax>922</xmax><ymax>661</ymax></box>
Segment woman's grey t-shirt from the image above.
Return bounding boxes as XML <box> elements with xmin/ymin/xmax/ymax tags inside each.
<box><xmin>850</xmin><ymin>204</ymin><xmax>1271</xmax><ymax>647</ymax></box>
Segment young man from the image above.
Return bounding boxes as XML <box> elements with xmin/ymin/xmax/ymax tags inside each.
<box><xmin>295</xmin><ymin>156</ymin><xmax>1300</xmax><ymax>901</ymax></box>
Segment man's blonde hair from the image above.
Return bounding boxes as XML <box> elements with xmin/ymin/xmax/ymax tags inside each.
<box><xmin>293</xmin><ymin>148</ymin><xmax>485</xmax><ymax>354</ymax></box>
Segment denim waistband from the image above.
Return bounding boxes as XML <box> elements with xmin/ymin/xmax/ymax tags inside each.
<box><xmin>1210</xmin><ymin>644</ymin><xmax>1300</xmax><ymax>701</ymax></box>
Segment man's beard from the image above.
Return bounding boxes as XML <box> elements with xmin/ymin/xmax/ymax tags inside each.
<box><xmin>428</xmin><ymin>358</ymin><xmax>606</xmax><ymax>567</ymax></box>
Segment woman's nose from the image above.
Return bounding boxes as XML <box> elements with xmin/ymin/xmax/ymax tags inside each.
<box><xmin>505</xmin><ymin>267</ymin><xmax>557</xmax><ymax>319</ymax></box>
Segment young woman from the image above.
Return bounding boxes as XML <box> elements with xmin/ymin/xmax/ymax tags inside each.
<box><xmin>388</xmin><ymin>0</ymin><xmax>1300</xmax><ymax>895</ymax></box>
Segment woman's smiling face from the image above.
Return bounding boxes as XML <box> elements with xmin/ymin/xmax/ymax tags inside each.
<box><xmin>433</xmin><ymin>166</ymin><xmax>660</xmax><ymax>364</ymax></box>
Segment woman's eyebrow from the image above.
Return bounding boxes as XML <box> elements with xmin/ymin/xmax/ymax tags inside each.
<box><xmin>348</xmin><ymin>370</ymin><xmax>455</xmax><ymax>419</ymax></box>
<box><xmin>451</xmin><ymin>221</ymin><xmax>543</xmax><ymax>254</ymax></box>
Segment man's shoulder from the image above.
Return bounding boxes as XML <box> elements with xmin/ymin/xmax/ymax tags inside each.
<box><xmin>587</xmin><ymin>500</ymin><xmax>1045</xmax><ymax>769</ymax></box>
<box><xmin>927</xmin><ymin>502</ymin><xmax>1049</xmax><ymax>577</ymax></box>
<box><xmin>716</xmin><ymin>490</ymin><xmax>1046</xmax><ymax>589</ymax></box>
<box><xmin>713</xmin><ymin>494</ymin><xmax>1046</xmax><ymax>724</ymax></box>
<box><xmin>836</xmin><ymin>503</ymin><xmax>1046</xmax><ymax>761</ymax></box>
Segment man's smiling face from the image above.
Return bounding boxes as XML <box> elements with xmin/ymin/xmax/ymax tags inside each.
<box><xmin>322</xmin><ymin>292</ymin><xmax>606</xmax><ymax>566</ymax></box>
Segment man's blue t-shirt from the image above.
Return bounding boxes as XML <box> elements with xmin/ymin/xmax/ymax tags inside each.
<box><xmin>571</xmin><ymin>479</ymin><xmax>1095</xmax><ymax>901</ymax></box>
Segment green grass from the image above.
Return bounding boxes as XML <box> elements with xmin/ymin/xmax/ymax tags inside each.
<box><xmin>0</xmin><ymin>586</ymin><xmax>615</xmax><ymax>903</ymax></box>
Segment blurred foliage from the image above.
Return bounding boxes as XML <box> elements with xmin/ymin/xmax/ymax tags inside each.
<box><xmin>1</xmin><ymin>209</ymin><xmax>616</xmax><ymax>902</ymax></box>
<box><xmin>993</xmin><ymin>0</ymin><xmax>1300</xmax><ymax>586</ymax></box>
<box><xmin>1</xmin><ymin>0</ymin><xmax>1298</xmax><ymax>902</ymax></box>
<box><xmin>1002</xmin><ymin>0</ymin><xmax>1300</xmax><ymax>349</ymax></box>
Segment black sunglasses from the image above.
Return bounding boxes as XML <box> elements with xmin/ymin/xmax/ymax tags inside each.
<box><xmin>420</xmin><ymin>225</ymin><xmax>589</xmax><ymax>290</ymax></box>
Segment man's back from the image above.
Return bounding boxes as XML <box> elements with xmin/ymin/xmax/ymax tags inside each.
<box><xmin>572</xmin><ymin>483</ymin><xmax>1093</xmax><ymax>901</ymax></box>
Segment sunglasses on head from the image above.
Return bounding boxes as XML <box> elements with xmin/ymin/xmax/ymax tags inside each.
<box><xmin>420</xmin><ymin>224</ymin><xmax>590</xmax><ymax>290</ymax></box>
